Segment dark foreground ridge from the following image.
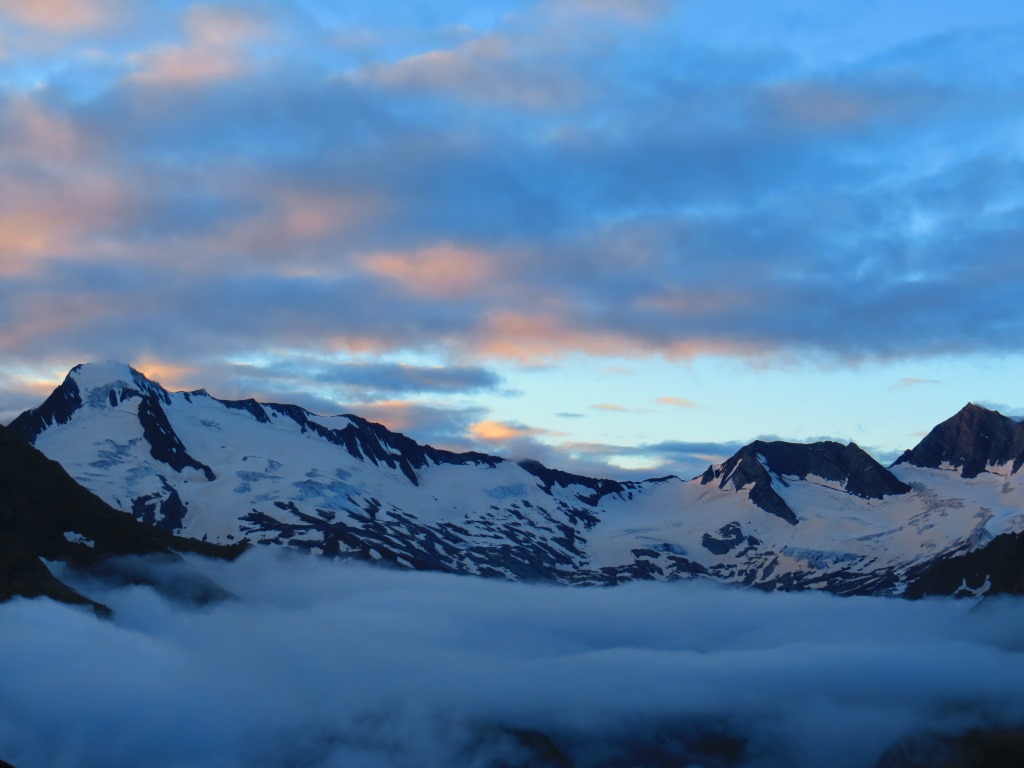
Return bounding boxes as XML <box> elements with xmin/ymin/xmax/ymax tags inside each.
<box><xmin>0</xmin><ymin>423</ymin><xmax>243</xmax><ymax>615</ymax></box>
<box><xmin>905</xmin><ymin>529</ymin><xmax>1024</xmax><ymax>598</ymax></box>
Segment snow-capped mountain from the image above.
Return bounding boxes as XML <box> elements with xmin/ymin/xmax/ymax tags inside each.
<box><xmin>10</xmin><ymin>362</ymin><xmax>1024</xmax><ymax>595</ymax></box>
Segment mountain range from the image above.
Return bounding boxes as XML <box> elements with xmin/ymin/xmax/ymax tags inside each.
<box><xmin>6</xmin><ymin>361</ymin><xmax>1024</xmax><ymax>602</ymax></box>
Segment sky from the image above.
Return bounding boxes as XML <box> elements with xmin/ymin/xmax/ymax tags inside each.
<box><xmin>2</xmin><ymin>0</ymin><xmax>1024</xmax><ymax>479</ymax></box>
<box><xmin>2</xmin><ymin>550</ymin><xmax>1024</xmax><ymax>767</ymax></box>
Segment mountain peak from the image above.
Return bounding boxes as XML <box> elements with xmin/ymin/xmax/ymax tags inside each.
<box><xmin>704</xmin><ymin>439</ymin><xmax>910</xmax><ymax>525</ymax></box>
<box><xmin>895</xmin><ymin>403</ymin><xmax>1024</xmax><ymax>478</ymax></box>
<box><xmin>9</xmin><ymin>361</ymin><xmax>170</xmax><ymax>445</ymax></box>
<box><xmin>68</xmin><ymin>361</ymin><xmax>164</xmax><ymax>395</ymax></box>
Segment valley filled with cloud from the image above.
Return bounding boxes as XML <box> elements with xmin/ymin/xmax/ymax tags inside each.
<box><xmin>2</xmin><ymin>551</ymin><xmax>1023</xmax><ymax>768</ymax></box>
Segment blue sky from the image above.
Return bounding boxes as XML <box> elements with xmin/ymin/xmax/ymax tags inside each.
<box><xmin>1</xmin><ymin>0</ymin><xmax>1023</xmax><ymax>478</ymax></box>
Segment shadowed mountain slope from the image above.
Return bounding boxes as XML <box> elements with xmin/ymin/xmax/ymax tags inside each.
<box><xmin>895</xmin><ymin>403</ymin><xmax>1024</xmax><ymax>479</ymax></box>
<box><xmin>0</xmin><ymin>423</ymin><xmax>242</xmax><ymax>614</ymax></box>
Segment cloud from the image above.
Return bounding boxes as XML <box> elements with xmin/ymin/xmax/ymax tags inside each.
<box><xmin>361</xmin><ymin>243</ymin><xmax>499</xmax><ymax>299</ymax></box>
<box><xmin>469</xmin><ymin>419</ymin><xmax>549</xmax><ymax>443</ymax></box>
<box><xmin>890</xmin><ymin>377</ymin><xmax>941</xmax><ymax>390</ymax></box>
<box><xmin>230</xmin><ymin>358</ymin><xmax>504</xmax><ymax>398</ymax></box>
<box><xmin>127</xmin><ymin>5</ymin><xmax>269</xmax><ymax>84</ymax></box>
<box><xmin>561</xmin><ymin>438</ymin><xmax>745</xmax><ymax>479</ymax></box>
<box><xmin>547</xmin><ymin>0</ymin><xmax>668</xmax><ymax>23</ymax></box>
<box><xmin>355</xmin><ymin>30</ymin><xmax>590</xmax><ymax>109</ymax></box>
<box><xmin>1</xmin><ymin>552</ymin><xmax>1022</xmax><ymax>768</ymax></box>
<box><xmin>3</xmin><ymin>1</ymin><xmax>1024</xmax><ymax>427</ymax></box>
<box><xmin>0</xmin><ymin>0</ymin><xmax>111</xmax><ymax>31</ymax></box>
<box><xmin>656</xmin><ymin>396</ymin><xmax>701</xmax><ymax>408</ymax></box>
<box><xmin>346</xmin><ymin>400</ymin><xmax>488</xmax><ymax>445</ymax></box>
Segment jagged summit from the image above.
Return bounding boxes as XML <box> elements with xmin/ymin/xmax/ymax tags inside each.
<box><xmin>702</xmin><ymin>440</ymin><xmax>911</xmax><ymax>525</ymax></box>
<box><xmin>894</xmin><ymin>402</ymin><xmax>1024</xmax><ymax>479</ymax></box>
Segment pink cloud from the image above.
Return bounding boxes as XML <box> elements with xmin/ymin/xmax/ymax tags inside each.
<box><xmin>357</xmin><ymin>34</ymin><xmax>587</xmax><ymax>109</ymax></box>
<box><xmin>362</xmin><ymin>244</ymin><xmax>497</xmax><ymax>298</ymax></box>
<box><xmin>590</xmin><ymin>403</ymin><xmax>627</xmax><ymax>412</ymax></box>
<box><xmin>468</xmin><ymin>420</ymin><xmax>562</xmax><ymax>445</ymax></box>
<box><xmin>128</xmin><ymin>5</ymin><xmax>267</xmax><ymax>85</ymax></box>
<box><xmin>656</xmin><ymin>396</ymin><xmax>701</xmax><ymax>408</ymax></box>
<box><xmin>0</xmin><ymin>0</ymin><xmax>109</xmax><ymax>31</ymax></box>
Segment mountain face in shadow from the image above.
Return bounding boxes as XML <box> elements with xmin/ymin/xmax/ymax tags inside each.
<box><xmin>0</xmin><ymin>423</ymin><xmax>242</xmax><ymax>615</ymax></box>
<box><xmin>895</xmin><ymin>402</ymin><xmax>1024</xmax><ymax>479</ymax></box>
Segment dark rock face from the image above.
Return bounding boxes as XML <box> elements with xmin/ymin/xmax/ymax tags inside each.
<box><xmin>0</xmin><ymin>424</ymin><xmax>241</xmax><ymax>614</ymax></box>
<box><xmin>261</xmin><ymin>402</ymin><xmax>504</xmax><ymax>486</ymax></box>
<box><xmin>7</xmin><ymin>375</ymin><xmax>82</xmax><ymax>443</ymax></box>
<box><xmin>905</xmin><ymin>530</ymin><xmax>1024</xmax><ymax>598</ymax></box>
<box><xmin>704</xmin><ymin>440</ymin><xmax>911</xmax><ymax>525</ymax></box>
<box><xmin>702</xmin><ymin>523</ymin><xmax>761</xmax><ymax>556</ymax></box>
<box><xmin>894</xmin><ymin>402</ymin><xmax>1024</xmax><ymax>479</ymax></box>
<box><xmin>876</xmin><ymin>725</ymin><xmax>1024</xmax><ymax>768</ymax></box>
<box><xmin>137</xmin><ymin>396</ymin><xmax>216</xmax><ymax>480</ymax></box>
<box><xmin>130</xmin><ymin>480</ymin><xmax>189</xmax><ymax>533</ymax></box>
<box><xmin>517</xmin><ymin>460</ymin><xmax>625</xmax><ymax>507</ymax></box>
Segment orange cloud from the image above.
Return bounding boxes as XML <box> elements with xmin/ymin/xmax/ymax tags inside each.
<box><xmin>0</xmin><ymin>0</ymin><xmax>108</xmax><ymax>31</ymax></box>
<box><xmin>468</xmin><ymin>420</ymin><xmax>552</xmax><ymax>443</ymax></box>
<box><xmin>478</xmin><ymin>312</ymin><xmax>642</xmax><ymax>361</ymax></box>
<box><xmin>128</xmin><ymin>5</ymin><xmax>267</xmax><ymax>84</ymax></box>
<box><xmin>0</xmin><ymin>294</ymin><xmax>120</xmax><ymax>352</ymax></box>
<box><xmin>184</xmin><ymin>5</ymin><xmax>266</xmax><ymax>47</ymax></box>
<box><xmin>0</xmin><ymin>171</ymin><xmax>128</xmax><ymax>273</ymax></box>
<box><xmin>362</xmin><ymin>244</ymin><xmax>496</xmax><ymax>298</ymax></box>
<box><xmin>0</xmin><ymin>100</ymin><xmax>124</xmax><ymax>273</ymax></box>
<box><xmin>656</xmin><ymin>396</ymin><xmax>701</xmax><ymax>408</ymax></box>
<box><xmin>132</xmin><ymin>358</ymin><xmax>201</xmax><ymax>391</ymax></box>
<box><xmin>358</xmin><ymin>34</ymin><xmax>586</xmax><ymax>109</ymax></box>
<box><xmin>129</xmin><ymin>47</ymin><xmax>242</xmax><ymax>84</ymax></box>
<box><xmin>278</xmin><ymin>190</ymin><xmax>387</xmax><ymax>242</ymax></box>
<box><xmin>590</xmin><ymin>403</ymin><xmax>627</xmax><ymax>412</ymax></box>
<box><xmin>476</xmin><ymin>310</ymin><xmax>764</xmax><ymax>363</ymax></box>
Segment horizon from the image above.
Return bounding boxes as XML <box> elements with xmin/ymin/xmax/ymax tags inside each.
<box><xmin>3</xmin><ymin>1</ymin><xmax>1024</xmax><ymax>480</ymax></box>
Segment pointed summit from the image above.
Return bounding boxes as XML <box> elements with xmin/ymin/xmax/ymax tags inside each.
<box><xmin>9</xmin><ymin>362</ymin><xmax>217</xmax><ymax>488</ymax></box>
<box><xmin>704</xmin><ymin>440</ymin><xmax>911</xmax><ymax>525</ymax></box>
<box><xmin>894</xmin><ymin>403</ymin><xmax>1024</xmax><ymax>479</ymax></box>
<box><xmin>66</xmin><ymin>361</ymin><xmax>167</xmax><ymax>397</ymax></box>
<box><xmin>9</xmin><ymin>361</ymin><xmax>169</xmax><ymax>445</ymax></box>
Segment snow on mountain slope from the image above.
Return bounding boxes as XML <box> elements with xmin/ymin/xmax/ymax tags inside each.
<box><xmin>10</xmin><ymin>363</ymin><xmax>1024</xmax><ymax>594</ymax></box>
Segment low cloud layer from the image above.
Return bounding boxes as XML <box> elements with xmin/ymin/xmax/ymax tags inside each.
<box><xmin>1</xmin><ymin>552</ymin><xmax>1022</xmax><ymax>767</ymax></box>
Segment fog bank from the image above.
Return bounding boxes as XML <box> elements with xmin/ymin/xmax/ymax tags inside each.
<box><xmin>1</xmin><ymin>551</ymin><xmax>1023</xmax><ymax>767</ymax></box>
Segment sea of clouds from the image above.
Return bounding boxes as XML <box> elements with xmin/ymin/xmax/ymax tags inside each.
<box><xmin>1</xmin><ymin>550</ymin><xmax>1023</xmax><ymax>768</ymax></box>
